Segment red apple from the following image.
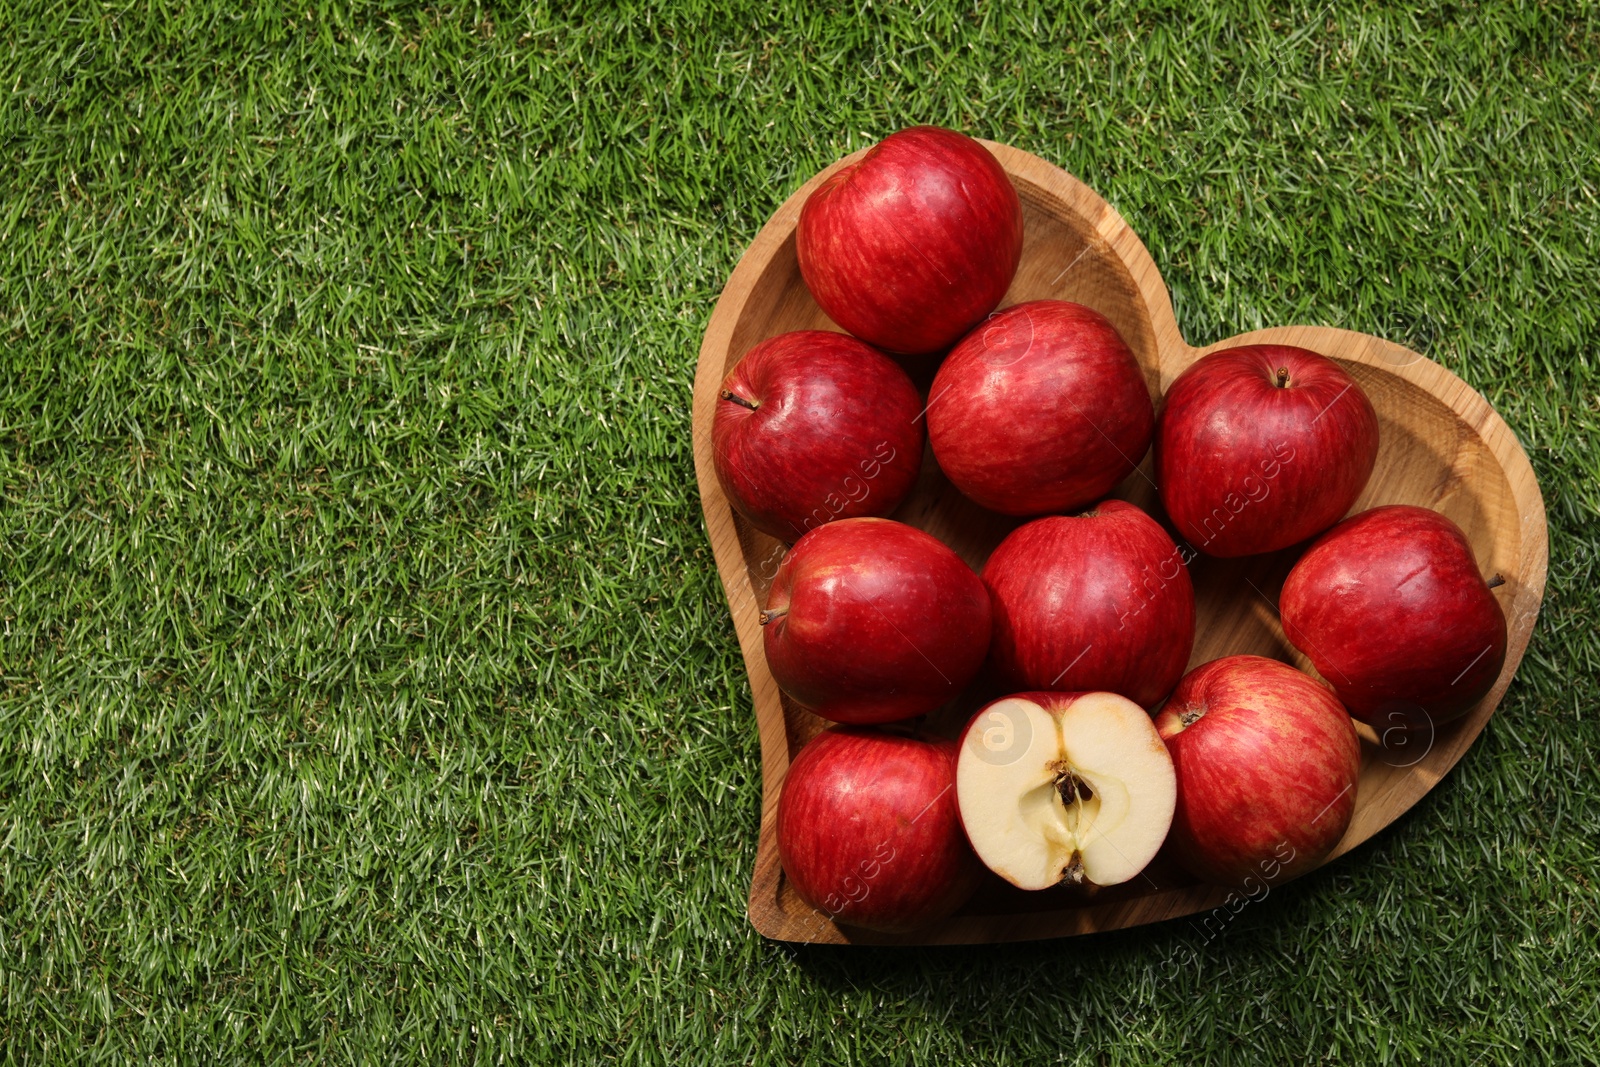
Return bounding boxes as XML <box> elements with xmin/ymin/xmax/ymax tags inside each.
<box><xmin>777</xmin><ymin>726</ymin><xmax>981</xmax><ymax>933</ymax></box>
<box><xmin>796</xmin><ymin>126</ymin><xmax>1023</xmax><ymax>355</ymax></box>
<box><xmin>1155</xmin><ymin>655</ymin><xmax>1361</xmax><ymax>887</ymax></box>
<box><xmin>982</xmin><ymin>500</ymin><xmax>1195</xmax><ymax>708</ymax></box>
<box><xmin>927</xmin><ymin>300</ymin><xmax>1155</xmax><ymax>516</ymax></box>
<box><xmin>1280</xmin><ymin>505</ymin><xmax>1509</xmax><ymax>728</ymax></box>
<box><xmin>712</xmin><ymin>330</ymin><xmax>925</xmax><ymax>543</ymax></box>
<box><xmin>1154</xmin><ymin>344</ymin><xmax>1379</xmax><ymax>557</ymax></box>
<box><xmin>763</xmin><ymin>517</ymin><xmax>991</xmax><ymax>724</ymax></box>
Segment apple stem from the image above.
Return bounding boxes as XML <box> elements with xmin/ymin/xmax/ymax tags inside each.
<box><xmin>758</xmin><ymin>607</ymin><xmax>788</xmax><ymax>626</ymax></box>
<box><xmin>1274</xmin><ymin>367</ymin><xmax>1291</xmax><ymax>388</ymax></box>
<box><xmin>720</xmin><ymin>389</ymin><xmax>759</xmax><ymax>411</ymax></box>
<box><xmin>1487</xmin><ymin>574</ymin><xmax>1506</xmax><ymax>589</ymax></box>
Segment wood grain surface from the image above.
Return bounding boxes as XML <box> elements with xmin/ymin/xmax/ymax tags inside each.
<box><xmin>691</xmin><ymin>141</ymin><xmax>1549</xmax><ymax>946</ymax></box>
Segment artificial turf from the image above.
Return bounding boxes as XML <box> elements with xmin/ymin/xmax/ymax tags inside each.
<box><xmin>1</xmin><ymin>1</ymin><xmax>1597</xmax><ymax>1063</ymax></box>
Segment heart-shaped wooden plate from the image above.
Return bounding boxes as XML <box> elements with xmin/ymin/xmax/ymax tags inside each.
<box><xmin>691</xmin><ymin>141</ymin><xmax>1548</xmax><ymax>945</ymax></box>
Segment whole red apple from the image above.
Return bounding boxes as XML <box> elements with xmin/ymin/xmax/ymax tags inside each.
<box><xmin>927</xmin><ymin>300</ymin><xmax>1155</xmax><ymax>516</ymax></box>
<box><xmin>763</xmin><ymin>517</ymin><xmax>991</xmax><ymax>724</ymax></box>
<box><xmin>1280</xmin><ymin>504</ymin><xmax>1509</xmax><ymax>728</ymax></box>
<box><xmin>796</xmin><ymin>126</ymin><xmax>1023</xmax><ymax>355</ymax></box>
<box><xmin>1155</xmin><ymin>655</ymin><xmax>1361</xmax><ymax>887</ymax></box>
<box><xmin>1155</xmin><ymin>344</ymin><xmax>1379</xmax><ymax>557</ymax></box>
<box><xmin>712</xmin><ymin>330</ymin><xmax>925</xmax><ymax>543</ymax></box>
<box><xmin>778</xmin><ymin>726</ymin><xmax>981</xmax><ymax>933</ymax></box>
<box><xmin>982</xmin><ymin>500</ymin><xmax>1195</xmax><ymax>708</ymax></box>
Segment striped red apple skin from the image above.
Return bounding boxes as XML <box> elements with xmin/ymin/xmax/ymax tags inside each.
<box><xmin>777</xmin><ymin>727</ymin><xmax>980</xmax><ymax>933</ymax></box>
<box><xmin>797</xmin><ymin>125</ymin><xmax>1023</xmax><ymax>356</ymax></box>
<box><xmin>1155</xmin><ymin>655</ymin><xmax>1361</xmax><ymax>888</ymax></box>
<box><xmin>1155</xmin><ymin>344</ymin><xmax>1378</xmax><ymax>558</ymax></box>
<box><xmin>712</xmin><ymin>330</ymin><xmax>924</xmax><ymax>543</ymax></box>
<box><xmin>763</xmin><ymin>518</ymin><xmax>991</xmax><ymax>725</ymax></box>
<box><xmin>927</xmin><ymin>300</ymin><xmax>1155</xmax><ymax>517</ymax></box>
<box><xmin>1280</xmin><ymin>505</ymin><xmax>1508</xmax><ymax>727</ymax></box>
<box><xmin>982</xmin><ymin>500</ymin><xmax>1195</xmax><ymax>709</ymax></box>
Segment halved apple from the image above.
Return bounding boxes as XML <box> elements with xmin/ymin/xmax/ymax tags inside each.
<box><xmin>956</xmin><ymin>691</ymin><xmax>1176</xmax><ymax>890</ymax></box>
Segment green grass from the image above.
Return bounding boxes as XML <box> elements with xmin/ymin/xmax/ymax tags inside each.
<box><xmin>1</xmin><ymin>1</ymin><xmax>1597</xmax><ymax>1062</ymax></box>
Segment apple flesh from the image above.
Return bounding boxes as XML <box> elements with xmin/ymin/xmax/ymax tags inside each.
<box><xmin>956</xmin><ymin>691</ymin><xmax>1175</xmax><ymax>890</ymax></box>
<box><xmin>712</xmin><ymin>330</ymin><xmax>925</xmax><ymax>543</ymax></box>
<box><xmin>1155</xmin><ymin>655</ymin><xmax>1361</xmax><ymax>888</ymax></box>
<box><xmin>796</xmin><ymin>125</ymin><xmax>1023</xmax><ymax>355</ymax></box>
<box><xmin>1155</xmin><ymin>344</ymin><xmax>1379</xmax><ymax>557</ymax></box>
<box><xmin>778</xmin><ymin>726</ymin><xmax>981</xmax><ymax>933</ymax></box>
<box><xmin>982</xmin><ymin>500</ymin><xmax>1195</xmax><ymax>708</ymax></box>
<box><xmin>927</xmin><ymin>300</ymin><xmax>1155</xmax><ymax>516</ymax></box>
<box><xmin>1280</xmin><ymin>504</ymin><xmax>1509</xmax><ymax>728</ymax></box>
<box><xmin>763</xmin><ymin>517</ymin><xmax>991</xmax><ymax>724</ymax></box>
